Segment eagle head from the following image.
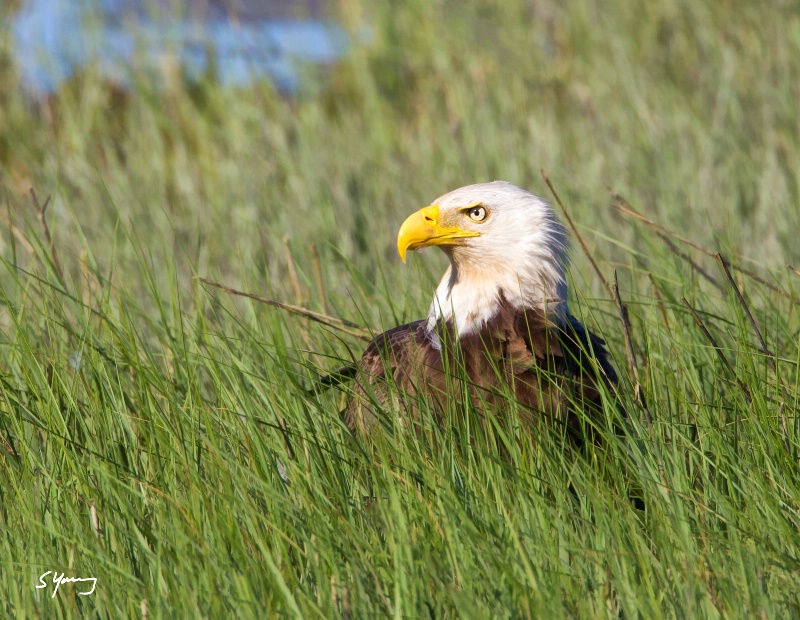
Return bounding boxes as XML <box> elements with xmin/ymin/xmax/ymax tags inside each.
<box><xmin>397</xmin><ymin>181</ymin><xmax>570</xmax><ymax>336</ymax></box>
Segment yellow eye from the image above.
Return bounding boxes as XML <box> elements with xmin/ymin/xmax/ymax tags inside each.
<box><xmin>467</xmin><ymin>206</ymin><xmax>487</xmax><ymax>222</ymax></box>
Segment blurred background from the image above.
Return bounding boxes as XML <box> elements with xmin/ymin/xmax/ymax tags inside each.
<box><xmin>11</xmin><ymin>0</ymin><xmax>350</xmax><ymax>95</ymax></box>
<box><xmin>1</xmin><ymin>0</ymin><xmax>799</xmax><ymax>322</ymax></box>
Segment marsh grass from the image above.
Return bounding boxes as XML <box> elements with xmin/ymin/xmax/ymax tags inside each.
<box><xmin>1</xmin><ymin>0</ymin><xmax>800</xmax><ymax>617</ymax></box>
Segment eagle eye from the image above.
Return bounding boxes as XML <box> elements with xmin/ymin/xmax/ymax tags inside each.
<box><xmin>467</xmin><ymin>206</ymin><xmax>487</xmax><ymax>222</ymax></box>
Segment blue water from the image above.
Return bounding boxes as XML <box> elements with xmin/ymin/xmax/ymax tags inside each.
<box><xmin>12</xmin><ymin>0</ymin><xmax>351</xmax><ymax>95</ymax></box>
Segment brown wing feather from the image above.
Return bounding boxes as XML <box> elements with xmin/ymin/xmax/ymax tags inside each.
<box><xmin>344</xmin><ymin>321</ymin><xmax>444</xmax><ymax>433</ymax></box>
<box><xmin>345</xmin><ymin>306</ymin><xmax>617</xmax><ymax>437</ymax></box>
<box><xmin>509</xmin><ymin>309</ymin><xmax>617</xmax><ymax>439</ymax></box>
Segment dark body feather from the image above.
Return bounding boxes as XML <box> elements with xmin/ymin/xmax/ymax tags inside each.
<box><xmin>345</xmin><ymin>303</ymin><xmax>617</xmax><ymax>437</ymax></box>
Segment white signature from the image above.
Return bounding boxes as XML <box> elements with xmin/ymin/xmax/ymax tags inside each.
<box><xmin>36</xmin><ymin>571</ymin><xmax>97</xmax><ymax>598</ymax></box>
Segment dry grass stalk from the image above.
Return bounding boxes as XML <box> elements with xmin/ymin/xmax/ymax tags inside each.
<box><xmin>541</xmin><ymin>170</ymin><xmax>613</xmax><ymax>297</ymax></box>
<box><xmin>30</xmin><ymin>188</ymin><xmax>66</xmax><ymax>289</ymax></box>
<box><xmin>310</xmin><ymin>243</ymin><xmax>328</xmax><ymax>313</ymax></box>
<box><xmin>197</xmin><ymin>277</ymin><xmax>373</xmax><ymax>341</ymax></box>
<box><xmin>613</xmin><ymin>271</ymin><xmax>652</xmax><ymax>423</ymax></box>
<box><xmin>715</xmin><ymin>252</ymin><xmax>775</xmax><ymax>367</ymax></box>
<box><xmin>609</xmin><ymin>189</ymin><xmax>800</xmax><ymax>304</ymax></box>
<box><xmin>0</xmin><ymin>209</ymin><xmax>35</xmax><ymax>255</ymax></box>
<box><xmin>657</xmin><ymin>232</ymin><xmax>723</xmax><ymax>291</ymax></box>
<box><xmin>283</xmin><ymin>236</ymin><xmax>305</xmax><ymax>305</ymax></box>
<box><xmin>647</xmin><ymin>273</ymin><xmax>672</xmax><ymax>335</ymax></box>
<box><xmin>681</xmin><ymin>297</ymin><xmax>752</xmax><ymax>404</ymax></box>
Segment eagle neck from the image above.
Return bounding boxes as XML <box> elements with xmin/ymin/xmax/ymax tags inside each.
<box><xmin>425</xmin><ymin>256</ymin><xmax>568</xmax><ymax>340</ymax></box>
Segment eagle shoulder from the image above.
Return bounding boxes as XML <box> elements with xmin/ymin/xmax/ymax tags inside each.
<box><xmin>344</xmin><ymin>320</ymin><xmax>442</xmax><ymax>433</ymax></box>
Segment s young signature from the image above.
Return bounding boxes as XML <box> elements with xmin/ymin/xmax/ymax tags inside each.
<box><xmin>36</xmin><ymin>571</ymin><xmax>97</xmax><ymax>598</ymax></box>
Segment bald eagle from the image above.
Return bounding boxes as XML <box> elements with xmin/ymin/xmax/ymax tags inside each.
<box><xmin>345</xmin><ymin>181</ymin><xmax>616</xmax><ymax>437</ymax></box>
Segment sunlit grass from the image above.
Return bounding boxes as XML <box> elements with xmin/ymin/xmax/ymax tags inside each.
<box><xmin>1</xmin><ymin>0</ymin><xmax>799</xmax><ymax>617</ymax></box>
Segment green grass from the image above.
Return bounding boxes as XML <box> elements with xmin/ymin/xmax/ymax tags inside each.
<box><xmin>1</xmin><ymin>0</ymin><xmax>800</xmax><ymax>617</ymax></box>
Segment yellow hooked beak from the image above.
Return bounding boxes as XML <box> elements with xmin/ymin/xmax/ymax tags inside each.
<box><xmin>397</xmin><ymin>204</ymin><xmax>480</xmax><ymax>262</ymax></box>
